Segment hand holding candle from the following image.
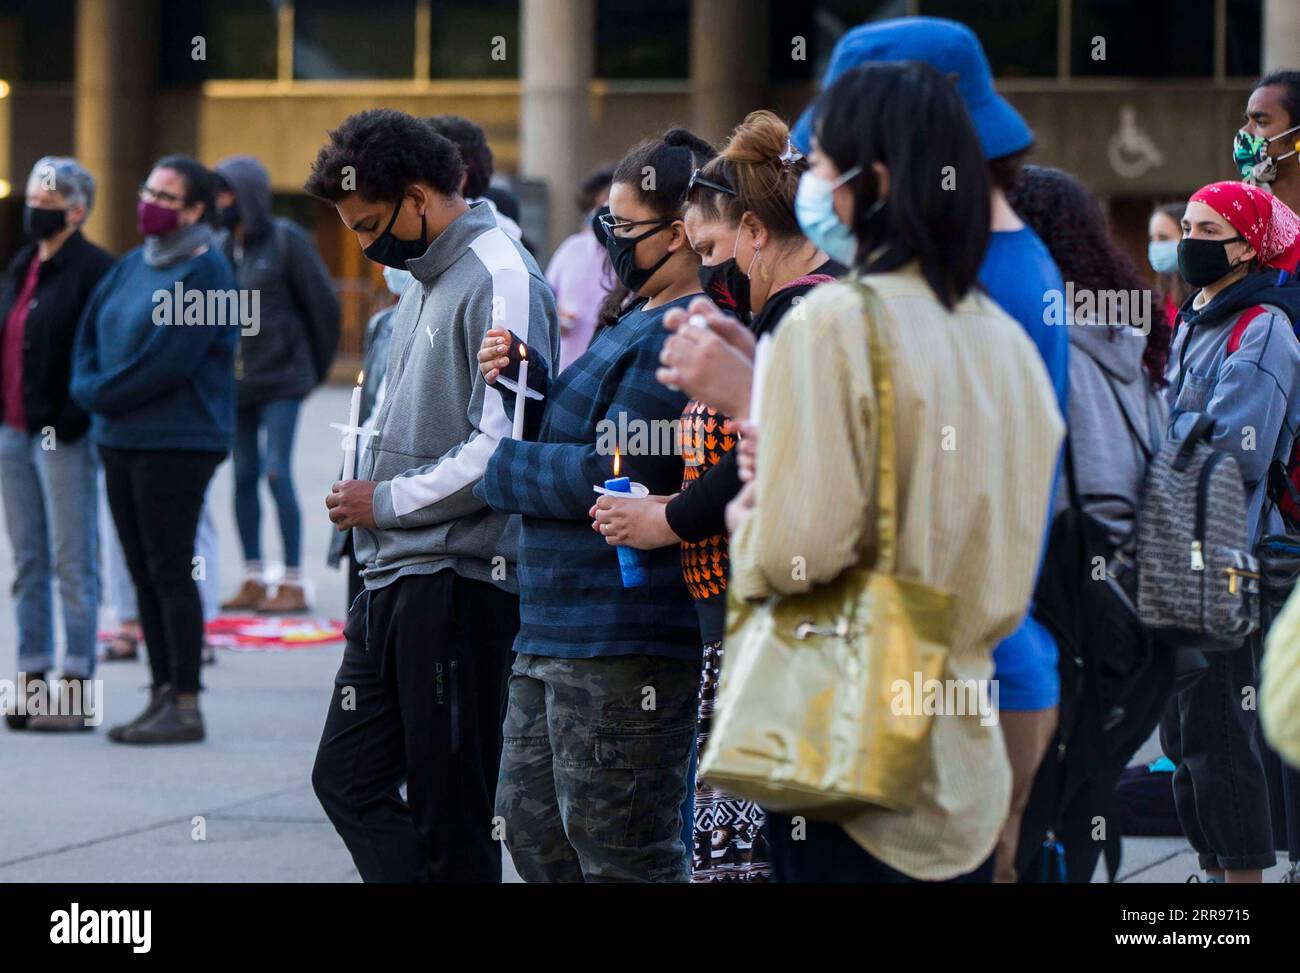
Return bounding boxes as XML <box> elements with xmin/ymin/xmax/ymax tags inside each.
<box><xmin>478</xmin><ymin>330</ymin><xmax>542</xmax><ymax>439</ymax></box>
<box><xmin>330</xmin><ymin>370</ymin><xmax>371</xmax><ymax>481</ymax></box>
<box><xmin>512</xmin><ymin>343</ymin><xmax>528</xmax><ymax>440</ymax></box>
<box><xmin>597</xmin><ymin>450</ymin><xmax>648</xmax><ymax>587</ymax></box>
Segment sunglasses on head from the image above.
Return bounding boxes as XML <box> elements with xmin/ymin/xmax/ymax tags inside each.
<box><xmin>686</xmin><ymin>168</ymin><xmax>737</xmax><ymax>198</ymax></box>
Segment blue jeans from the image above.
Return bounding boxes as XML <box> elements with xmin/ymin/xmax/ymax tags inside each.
<box><xmin>0</xmin><ymin>425</ymin><xmax>100</xmax><ymax>678</ymax></box>
<box><xmin>233</xmin><ymin>397</ymin><xmax>302</xmax><ymax>569</ymax></box>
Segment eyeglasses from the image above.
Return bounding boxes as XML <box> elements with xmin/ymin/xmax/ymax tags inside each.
<box><xmin>686</xmin><ymin>168</ymin><xmax>737</xmax><ymax>198</ymax></box>
<box><xmin>597</xmin><ymin>211</ymin><xmax>673</xmax><ymax>236</ymax></box>
<box><xmin>138</xmin><ymin>184</ymin><xmax>185</xmax><ymax>206</ymax></box>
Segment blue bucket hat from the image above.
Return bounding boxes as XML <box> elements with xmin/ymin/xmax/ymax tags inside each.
<box><xmin>791</xmin><ymin>16</ymin><xmax>1034</xmax><ymax>162</ymax></box>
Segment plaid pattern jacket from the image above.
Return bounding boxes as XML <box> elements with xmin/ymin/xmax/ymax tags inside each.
<box><xmin>477</xmin><ymin>296</ymin><xmax>701</xmax><ymax>659</ymax></box>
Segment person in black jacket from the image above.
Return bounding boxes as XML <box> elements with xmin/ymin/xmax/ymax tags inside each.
<box><xmin>0</xmin><ymin>156</ymin><xmax>114</xmax><ymax>732</ymax></box>
<box><xmin>213</xmin><ymin>156</ymin><xmax>341</xmax><ymax>615</ymax></box>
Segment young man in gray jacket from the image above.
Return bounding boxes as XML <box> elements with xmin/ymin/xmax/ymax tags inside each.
<box><xmin>305</xmin><ymin>109</ymin><xmax>559</xmax><ymax>882</ymax></box>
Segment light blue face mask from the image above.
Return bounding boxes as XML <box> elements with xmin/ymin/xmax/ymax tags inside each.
<box><xmin>382</xmin><ymin>266</ymin><xmax>413</xmax><ymax>296</ymax></box>
<box><xmin>795</xmin><ymin>165</ymin><xmax>870</xmax><ymax>267</ymax></box>
<box><xmin>1148</xmin><ymin>239</ymin><xmax>1180</xmax><ymax>275</ymax></box>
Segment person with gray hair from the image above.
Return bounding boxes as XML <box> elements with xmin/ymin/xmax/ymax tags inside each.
<box><xmin>0</xmin><ymin>155</ymin><xmax>115</xmax><ymax>732</ymax></box>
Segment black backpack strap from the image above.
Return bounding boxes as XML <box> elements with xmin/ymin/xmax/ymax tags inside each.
<box><xmin>1061</xmin><ymin>433</ymin><xmax>1083</xmax><ymax>512</ymax></box>
<box><xmin>1173</xmin><ymin>415</ymin><xmax>1216</xmax><ymax>471</ymax></box>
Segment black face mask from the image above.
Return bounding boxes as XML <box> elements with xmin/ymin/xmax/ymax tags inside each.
<box><xmin>217</xmin><ymin>203</ymin><xmax>241</xmax><ymax>231</ymax></box>
<box><xmin>604</xmin><ymin>218</ymin><xmax>673</xmax><ymax>293</ymax></box>
<box><xmin>23</xmin><ymin>205</ymin><xmax>67</xmax><ymax>241</ymax></box>
<box><xmin>591</xmin><ymin>205</ymin><xmax>610</xmax><ymax>247</ymax></box>
<box><xmin>1177</xmin><ymin>235</ymin><xmax>1248</xmax><ymax>288</ymax></box>
<box><xmin>363</xmin><ymin>196</ymin><xmax>428</xmax><ymax>270</ymax></box>
<box><xmin>698</xmin><ymin>258</ymin><xmax>752</xmax><ymax>321</ymax></box>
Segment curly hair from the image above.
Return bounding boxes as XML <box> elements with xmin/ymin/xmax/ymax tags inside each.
<box><xmin>426</xmin><ymin>114</ymin><xmax>494</xmax><ymax>199</ymax></box>
<box><xmin>1258</xmin><ymin>69</ymin><xmax>1300</xmax><ymax>127</ymax></box>
<box><xmin>1007</xmin><ymin>165</ymin><xmax>1172</xmax><ymax>386</ymax></box>
<box><xmin>304</xmin><ymin>109</ymin><xmax>465</xmax><ymax>203</ymax></box>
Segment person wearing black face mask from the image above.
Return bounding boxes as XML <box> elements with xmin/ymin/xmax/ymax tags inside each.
<box><xmin>476</xmin><ymin>127</ymin><xmax>714</xmax><ymax>884</ymax></box>
<box><xmin>0</xmin><ymin>157</ymin><xmax>114</xmax><ymax>735</ymax></box>
<box><xmin>1163</xmin><ymin>181</ymin><xmax>1300</xmax><ymax>884</ymax></box>
<box><xmin>589</xmin><ymin>110</ymin><xmax>839</xmax><ymax>882</ymax></box>
<box><xmin>212</xmin><ymin>155</ymin><xmax>340</xmax><ymax>615</ymax></box>
<box><xmin>305</xmin><ymin>108</ymin><xmax>561</xmax><ymax>883</ymax></box>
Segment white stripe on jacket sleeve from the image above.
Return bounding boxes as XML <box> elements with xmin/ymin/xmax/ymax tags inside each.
<box><xmin>387</xmin><ymin>226</ymin><xmax>530</xmax><ymax>520</ymax></box>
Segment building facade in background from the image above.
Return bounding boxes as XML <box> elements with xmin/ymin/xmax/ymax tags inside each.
<box><xmin>0</xmin><ymin>0</ymin><xmax>1296</xmax><ymax>371</ymax></box>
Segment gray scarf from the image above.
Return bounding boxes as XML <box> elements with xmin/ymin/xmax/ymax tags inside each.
<box><xmin>143</xmin><ymin>220</ymin><xmax>215</xmax><ymax>268</ymax></box>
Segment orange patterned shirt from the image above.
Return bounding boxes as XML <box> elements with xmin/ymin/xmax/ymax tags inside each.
<box><xmin>679</xmin><ymin>399</ymin><xmax>738</xmax><ymax>602</ymax></box>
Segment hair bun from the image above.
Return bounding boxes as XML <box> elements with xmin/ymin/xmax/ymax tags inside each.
<box><xmin>722</xmin><ymin>110</ymin><xmax>792</xmax><ymax>166</ymax></box>
<box><xmin>663</xmin><ymin>127</ymin><xmax>717</xmax><ymax>159</ymax></box>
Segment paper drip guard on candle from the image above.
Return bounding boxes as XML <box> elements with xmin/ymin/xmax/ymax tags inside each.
<box><xmin>596</xmin><ymin>478</ymin><xmax>649</xmax><ymax>586</ymax></box>
<box><xmin>331</xmin><ymin>375</ymin><xmax>377</xmax><ymax>481</ymax></box>
<box><xmin>495</xmin><ymin>375</ymin><xmax>544</xmax><ymax>400</ymax></box>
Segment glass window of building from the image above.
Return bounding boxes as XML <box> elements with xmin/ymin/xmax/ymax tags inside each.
<box><xmin>429</xmin><ymin>0</ymin><xmax>520</xmax><ymax>79</ymax></box>
<box><xmin>1072</xmin><ymin>0</ymin><xmax>1214</xmax><ymax>77</ymax></box>
<box><xmin>1226</xmin><ymin>0</ymin><xmax>1263</xmax><ymax>78</ymax></box>
<box><xmin>769</xmin><ymin>0</ymin><xmax>903</xmax><ymax>81</ymax></box>
<box><xmin>920</xmin><ymin>0</ymin><xmax>1057</xmax><ymax>77</ymax></box>
<box><xmin>294</xmin><ymin>0</ymin><xmax>416</xmax><ymax>80</ymax></box>
<box><xmin>596</xmin><ymin>0</ymin><xmax>689</xmax><ymax>79</ymax></box>
<box><xmin>0</xmin><ymin>0</ymin><xmax>76</xmax><ymax>83</ymax></box>
<box><xmin>159</xmin><ymin>0</ymin><xmax>278</xmax><ymax>84</ymax></box>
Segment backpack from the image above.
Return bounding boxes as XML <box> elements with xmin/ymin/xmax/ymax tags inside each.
<box><xmin>1135</xmin><ymin>411</ymin><xmax>1260</xmax><ymax>650</ymax></box>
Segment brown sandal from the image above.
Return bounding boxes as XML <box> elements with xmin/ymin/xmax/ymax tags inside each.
<box><xmin>98</xmin><ymin>633</ymin><xmax>139</xmax><ymax>663</ymax></box>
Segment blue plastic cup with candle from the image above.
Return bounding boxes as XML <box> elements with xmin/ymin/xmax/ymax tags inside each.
<box><xmin>602</xmin><ymin>450</ymin><xmax>648</xmax><ymax>588</ymax></box>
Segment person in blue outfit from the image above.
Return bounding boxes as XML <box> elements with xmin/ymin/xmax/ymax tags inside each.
<box><xmin>71</xmin><ymin>155</ymin><xmax>238</xmax><ymax>745</ymax></box>
<box><xmin>476</xmin><ymin>129</ymin><xmax>713</xmax><ymax>883</ymax></box>
<box><xmin>791</xmin><ymin>16</ymin><xmax>1069</xmax><ymax>882</ymax></box>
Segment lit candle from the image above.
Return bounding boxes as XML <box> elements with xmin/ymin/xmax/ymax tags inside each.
<box><xmin>602</xmin><ymin>449</ymin><xmax>647</xmax><ymax>588</ymax></box>
<box><xmin>512</xmin><ymin>343</ymin><xmax>528</xmax><ymax>440</ymax></box>
<box><xmin>332</xmin><ymin>371</ymin><xmax>365</xmax><ymax>481</ymax></box>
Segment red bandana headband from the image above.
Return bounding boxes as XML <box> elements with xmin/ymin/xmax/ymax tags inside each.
<box><xmin>1189</xmin><ymin>180</ymin><xmax>1300</xmax><ymax>273</ymax></box>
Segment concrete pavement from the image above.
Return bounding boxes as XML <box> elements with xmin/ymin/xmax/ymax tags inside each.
<box><xmin>0</xmin><ymin>386</ymin><xmax>1288</xmax><ymax>882</ymax></box>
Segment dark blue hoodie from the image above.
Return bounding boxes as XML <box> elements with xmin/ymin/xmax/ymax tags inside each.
<box><xmin>71</xmin><ymin>246</ymin><xmax>238</xmax><ymax>453</ymax></box>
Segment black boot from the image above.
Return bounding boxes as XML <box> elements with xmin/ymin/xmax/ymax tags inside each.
<box><xmin>106</xmin><ymin>685</ymin><xmax>171</xmax><ymax>742</ymax></box>
<box><xmin>111</xmin><ymin>691</ymin><xmax>204</xmax><ymax>745</ymax></box>
<box><xmin>29</xmin><ymin>676</ymin><xmax>98</xmax><ymax>732</ymax></box>
<box><xmin>4</xmin><ymin>671</ymin><xmax>47</xmax><ymax>731</ymax></box>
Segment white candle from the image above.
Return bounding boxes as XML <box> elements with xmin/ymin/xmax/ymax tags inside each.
<box><xmin>341</xmin><ymin>378</ymin><xmax>362</xmax><ymax>480</ymax></box>
<box><xmin>512</xmin><ymin>344</ymin><xmax>528</xmax><ymax>440</ymax></box>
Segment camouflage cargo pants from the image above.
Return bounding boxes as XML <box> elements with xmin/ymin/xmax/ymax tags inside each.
<box><xmin>496</xmin><ymin>651</ymin><xmax>699</xmax><ymax>882</ymax></box>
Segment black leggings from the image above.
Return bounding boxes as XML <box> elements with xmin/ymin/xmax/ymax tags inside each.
<box><xmin>101</xmin><ymin>446</ymin><xmax>223</xmax><ymax>695</ymax></box>
<box><xmin>765</xmin><ymin>813</ymin><xmax>995</xmax><ymax>882</ymax></box>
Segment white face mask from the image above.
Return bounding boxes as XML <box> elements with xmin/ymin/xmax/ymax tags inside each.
<box><xmin>382</xmin><ymin>266</ymin><xmax>413</xmax><ymax>296</ymax></box>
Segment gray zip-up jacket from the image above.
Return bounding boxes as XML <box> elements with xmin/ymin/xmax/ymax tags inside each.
<box><xmin>1053</xmin><ymin>321</ymin><xmax>1167</xmax><ymax>543</ymax></box>
<box><xmin>353</xmin><ymin>201</ymin><xmax>560</xmax><ymax>591</ymax></box>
